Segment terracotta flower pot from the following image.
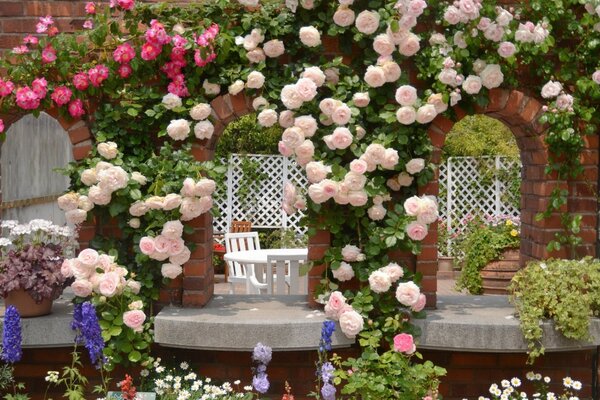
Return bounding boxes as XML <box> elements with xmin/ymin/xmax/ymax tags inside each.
<box><xmin>437</xmin><ymin>256</ymin><xmax>455</xmax><ymax>278</ymax></box>
<box><xmin>4</xmin><ymin>289</ymin><xmax>53</xmax><ymax>318</ymax></box>
<box><xmin>480</xmin><ymin>249</ymin><xmax>520</xmax><ymax>295</ymax></box>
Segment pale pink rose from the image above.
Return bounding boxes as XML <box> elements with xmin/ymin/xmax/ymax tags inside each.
<box><xmin>320</xmin><ymin>179</ymin><xmax>339</xmax><ymax>199</ymax></box>
<box><xmin>472</xmin><ymin>59</ymin><xmax>487</xmax><ymax>75</ymax></box>
<box><xmin>295</xmin><ymin>78</ymin><xmax>318</xmax><ymax>102</ymax></box>
<box><xmin>128</xmin><ymin>218</ymin><xmax>141</xmax><ymax>229</ymax></box>
<box><xmin>355</xmin><ymin>126</ymin><xmax>366</xmax><ymax>140</ymax></box>
<box><xmin>364</xmin><ymin>66</ymin><xmax>386</xmax><ymax>88</ymax></box>
<box><xmin>350</xmin><ymin>159</ymin><xmax>368</xmax><ymax>174</ymax></box>
<box><xmin>380</xmin><ymin>148</ymin><xmax>399</xmax><ymax>169</ymax></box>
<box><xmin>61</xmin><ymin>259</ymin><xmax>75</xmax><ymax>278</ymax></box>
<box><xmin>295</xmin><ymin>115</ymin><xmax>318</xmax><ymax>137</ymax></box>
<box><xmin>161</xmin><ymin>263</ymin><xmax>183</xmax><ymax>279</ymax></box>
<box><xmin>330</xmin><ymin>127</ymin><xmax>353</xmax><ymax>149</ymax></box>
<box><xmin>299</xmin><ymin>26</ymin><xmax>321</xmax><ymax>47</ymax></box>
<box><xmin>333</xmin><ymin>6</ymin><xmax>355</xmax><ymax>27</ymax></box>
<box><xmin>395</xmin><ymin>106</ymin><xmax>416</xmax><ymax>125</ymax></box>
<box><xmin>332</xmin><ymin>262</ymin><xmax>355</xmax><ymax>282</ymax></box>
<box><xmin>128</xmin><ymin>300</ymin><xmax>144</xmax><ymax>311</ymax></box>
<box><xmin>281</xmin><ymin>84</ymin><xmax>303</xmax><ymax>110</ymax></box>
<box><xmin>368</xmin><ymin>270</ymin><xmax>392</xmax><ymax>293</ymax></box>
<box><xmin>479</xmin><ymin>64</ymin><xmax>504</xmax><ymax>89</ymax></box>
<box><xmin>131</xmin><ymin>172</ymin><xmax>147</xmax><ymax>186</ymax></box>
<box><xmin>252</xmin><ymin>96</ymin><xmax>269</xmax><ymax>111</ymax></box>
<box><xmin>144</xmin><ymin>196</ymin><xmax>164</xmax><ymax>210</ymax></box>
<box><xmin>339</xmin><ymin>309</ymin><xmax>364</xmax><ymax>338</ymax></box>
<box><xmin>246</xmin><ymin>48</ymin><xmax>266</xmax><ymax>64</ymax></box>
<box><xmin>341</xmin><ymin>245</ymin><xmax>362</xmax><ymax>262</ymax></box>
<box><xmin>293</xmin><ymin>196</ymin><xmax>306</xmax><ymax>210</ymax></box>
<box><xmin>555</xmin><ymin>94</ymin><xmax>573</xmax><ymax>110</ymax></box>
<box><xmin>355</xmin><ymin>10</ymin><xmax>380</xmax><ymax>35</ymax></box>
<box><xmin>263</xmin><ymin>39</ymin><xmax>285</xmax><ymax>58</ymax></box>
<box><xmin>367</xmin><ymin>204</ymin><xmax>387</xmax><ymax>221</ymax></box>
<box><xmin>190</xmin><ymin>103</ymin><xmax>211</xmax><ymax>121</ymax></box>
<box><xmin>169</xmin><ymin>246</ymin><xmax>191</xmax><ymax>265</ymax></box>
<box><xmin>162</xmin><ymin>194</ymin><xmax>182</xmax><ymax>211</ymax></box>
<box><xmin>88</xmin><ymin>185</ymin><xmax>111</xmax><ymax>206</ymax></box>
<box><xmin>65</xmin><ymin>209</ymin><xmax>87</xmax><ymax>225</ymax></box>
<box><xmin>295</xmin><ymin>139</ymin><xmax>315</xmax><ymax>162</ymax></box>
<box><xmin>194</xmin><ymin>179</ymin><xmax>216</xmax><ymax>197</ymax></box>
<box><xmin>331</xmin><ymin>104</ymin><xmax>352</xmax><ymax>125</ymax></box>
<box><xmin>393</xmin><ymin>333</ymin><xmax>416</xmax><ymax>354</ymax></box>
<box><xmin>541</xmin><ymin>80</ymin><xmax>563</xmax><ymax>99</ymax></box>
<box><xmin>381</xmin><ymin>262</ymin><xmax>404</xmax><ymax>282</ymax></box>
<box><xmin>396</xmin><ymin>281</ymin><xmax>421</xmax><ymax>306</ymax></box>
<box><xmin>154</xmin><ymin>235</ymin><xmax>171</xmax><ymax>254</ymax></box>
<box><xmin>444</xmin><ymin>5</ymin><xmax>462</xmax><ymax>25</ymax></box>
<box><xmin>348</xmin><ymin>190</ymin><xmax>368</xmax><ymax>207</ymax></box>
<box><xmin>71</xmin><ymin>260</ymin><xmax>93</xmax><ymax>280</ymax></box>
<box><xmin>78</xmin><ymin>248</ymin><xmax>99</xmax><ymax>267</ymax></box>
<box><xmin>333</xmin><ymin>184</ymin><xmax>350</xmax><ymax>205</ymax></box>
<box><xmin>404</xmin><ymin>196</ymin><xmax>422</xmax><ymax>216</ymax></box>
<box><xmin>387</xmin><ymin>178</ymin><xmax>401</xmax><ymax>191</ymax></box>
<box><xmin>202</xmin><ymin>80</ymin><xmax>221</xmax><ymax>96</ymax></box>
<box><xmin>407</xmin><ymin>0</ymin><xmax>427</xmax><ymax>16</ymax></box>
<box><xmin>139</xmin><ymin>236</ymin><xmax>156</xmax><ymax>255</ymax></box>
<box><xmin>194</xmin><ymin>120</ymin><xmax>214</xmax><ymax>140</ymax></box>
<box><xmin>450</xmin><ymin>91</ymin><xmax>462</xmax><ymax>107</ymax></box>
<box><xmin>352</xmin><ymin>92</ymin><xmax>370</xmax><ymax>108</ymax></box>
<box><xmin>162</xmin><ymin>220</ymin><xmax>184</xmax><ymax>239</ymax></box>
<box><xmin>373</xmin><ymin>33</ymin><xmax>395</xmax><ymax>56</ymax></box>
<box><xmin>324</xmin><ymin>291</ymin><xmax>346</xmax><ymax>320</ymax></box>
<box><xmin>308</xmin><ymin>183</ymin><xmax>329</xmax><ymax>204</ymax></box>
<box><xmin>282</xmin><ymin>127</ymin><xmax>305</xmax><ymax>149</ymax></box>
<box><xmin>592</xmin><ymin>70</ymin><xmax>600</xmax><ymax>85</ymax></box>
<box><xmin>97</xmin><ymin>254</ymin><xmax>114</xmax><ymax>271</ymax></box>
<box><xmin>382</xmin><ymin>61</ymin><xmax>401</xmax><ymax>82</ymax></box>
<box><xmin>98</xmin><ymin>271</ymin><xmax>121</xmax><ymax>297</ymax></box>
<box><xmin>123</xmin><ymin>310</ymin><xmax>146</xmax><ymax>333</ymax></box>
<box><xmin>302</xmin><ymin>66</ymin><xmax>326</xmax><ymax>87</ymax></box>
<box><xmin>398</xmin><ymin>172</ymin><xmax>414</xmax><ymax>187</ymax></box>
<box><xmin>398</xmin><ymin>33</ymin><xmax>420</xmax><ymax>57</ymax></box>
<box><xmin>484</xmin><ymin>23</ymin><xmax>504</xmax><ymax>42</ymax></box>
<box><xmin>228</xmin><ymin>80</ymin><xmax>245</xmax><ymax>96</ymax></box>
<box><xmin>395</xmin><ymin>85</ymin><xmax>418</xmax><ymax>106</ymax></box>
<box><xmin>406</xmin><ymin>221</ymin><xmax>428</xmax><ymax>241</ymax></box>
<box><xmin>406</xmin><ymin>158</ymin><xmax>425</xmax><ymax>174</ymax></box>
<box><xmin>279</xmin><ymin>110</ymin><xmax>296</xmax><ymax>128</ymax></box>
<box><xmin>81</xmin><ymin>169</ymin><xmax>97</xmax><ymax>186</ymax></box>
<box><xmin>411</xmin><ymin>293</ymin><xmax>426</xmax><ymax>312</ymax></box>
<box><xmin>95</xmin><ymin>161</ymin><xmax>112</xmax><ymax>172</ymax></box>
<box><xmin>344</xmin><ymin>171</ymin><xmax>367</xmax><ymax>191</ymax></box>
<box><xmin>364</xmin><ymin>143</ymin><xmax>386</xmax><ymax>164</ymax></box>
<box><xmin>319</xmin><ymin>98</ymin><xmax>338</xmax><ymax>116</ymax></box>
<box><xmin>71</xmin><ymin>280</ymin><xmax>93</xmax><ymax>297</ymax></box>
<box><xmin>168</xmin><ymin>238</ymin><xmax>185</xmax><ymax>256</ymax></box>
<box><xmin>462</xmin><ymin>75</ymin><xmax>482</xmax><ymax>94</ymax></box>
<box><xmin>497</xmin><ymin>41</ymin><xmax>516</xmax><ymax>58</ymax></box>
<box><xmin>126</xmin><ymin>280</ymin><xmax>141</xmax><ymax>294</ymax></box>
<box><xmin>97</xmin><ymin>141</ymin><xmax>118</xmax><ymax>160</ymax></box>
<box><xmin>278</xmin><ymin>141</ymin><xmax>294</xmax><ymax>157</ymax></box>
<box><xmin>429</xmin><ymin>92</ymin><xmax>448</xmax><ymax>113</ymax></box>
<box><xmin>97</xmin><ymin>166</ymin><xmax>128</xmax><ymax>192</ymax></box>
<box><xmin>324</xmin><ymin>68</ymin><xmax>340</xmax><ymax>85</ymax></box>
<box><xmin>416</xmin><ymin>196</ymin><xmax>438</xmax><ymax>224</ymax></box>
<box><xmin>129</xmin><ymin>201</ymin><xmax>149</xmax><ymax>217</ymax></box>
<box><xmin>75</xmin><ymin>195</ymin><xmax>93</xmax><ymax>212</ymax></box>
<box><xmin>438</xmin><ymin>68</ymin><xmax>458</xmax><ymax>86</ymax></box>
<box><xmin>415</xmin><ymin>104</ymin><xmax>437</xmax><ymax>124</ymax></box>
<box><xmin>166</xmin><ymin>119</ymin><xmax>191</xmax><ymax>141</ymax></box>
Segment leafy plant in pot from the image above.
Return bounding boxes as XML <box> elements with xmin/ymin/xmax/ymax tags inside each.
<box><xmin>0</xmin><ymin>220</ymin><xmax>78</xmax><ymax>317</ymax></box>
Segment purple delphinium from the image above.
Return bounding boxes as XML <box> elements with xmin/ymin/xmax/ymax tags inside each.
<box><xmin>252</xmin><ymin>342</ymin><xmax>272</xmax><ymax>365</ymax></box>
<box><xmin>1</xmin><ymin>305</ymin><xmax>22</xmax><ymax>363</ymax></box>
<box><xmin>321</xmin><ymin>362</ymin><xmax>335</xmax><ymax>383</ymax></box>
<box><xmin>71</xmin><ymin>301</ymin><xmax>105</xmax><ymax>368</ymax></box>
<box><xmin>321</xmin><ymin>382</ymin><xmax>336</xmax><ymax>400</ymax></box>
<box><xmin>315</xmin><ymin>321</ymin><xmax>336</xmax><ymax>400</ymax></box>
<box><xmin>251</xmin><ymin>342</ymin><xmax>272</xmax><ymax>395</ymax></box>
<box><xmin>319</xmin><ymin>320</ymin><xmax>335</xmax><ymax>352</ymax></box>
<box><xmin>252</xmin><ymin>373</ymin><xmax>270</xmax><ymax>394</ymax></box>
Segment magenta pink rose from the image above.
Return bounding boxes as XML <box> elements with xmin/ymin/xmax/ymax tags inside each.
<box><xmin>393</xmin><ymin>333</ymin><xmax>416</xmax><ymax>354</ymax></box>
<box><xmin>50</xmin><ymin>86</ymin><xmax>72</xmax><ymax>106</ymax></box>
<box><xmin>68</xmin><ymin>99</ymin><xmax>86</xmax><ymax>118</ymax></box>
<box><xmin>123</xmin><ymin>310</ymin><xmax>146</xmax><ymax>333</ymax></box>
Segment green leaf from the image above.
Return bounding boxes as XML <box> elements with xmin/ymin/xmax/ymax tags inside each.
<box><xmin>127</xmin><ymin>108</ymin><xmax>139</xmax><ymax>117</ymax></box>
<box><xmin>128</xmin><ymin>350</ymin><xmax>142</xmax><ymax>363</ymax></box>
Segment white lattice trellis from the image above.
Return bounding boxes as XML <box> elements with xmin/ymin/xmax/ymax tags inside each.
<box><xmin>439</xmin><ymin>156</ymin><xmax>521</xmax><ymax>255</ymax></box>
<box><xmin>214</xmin><ymin>154</ymin><xmax>307</xmax><ymax>235</ymax></box>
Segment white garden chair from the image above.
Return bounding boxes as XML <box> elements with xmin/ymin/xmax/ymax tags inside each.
<box><xmin>265</xmin><ymin>254</ymin><xmax>308</xmax><ymax>295</ymax></box>
<box><xmin>224</xmin><ymin>232</ymin><xmax>261</xmax><ymax>294</ymax></box>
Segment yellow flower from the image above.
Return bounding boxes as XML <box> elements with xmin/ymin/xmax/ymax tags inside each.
<box><xmin>510</xmin><ymin>229</ymin><xmax>518</xmax><ymax>237</ymax></box>
<box><xmin>505</xmin><ymin>220</ymin><xmax>513</xmax><ymax>226</ymax></box>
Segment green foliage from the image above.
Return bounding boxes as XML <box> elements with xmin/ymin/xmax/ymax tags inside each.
<box><xmin>510</xmin><ymin>258</ymin><xmax>600</xmax><ymax>363</ymax></box>
<box><xmin>258</xmin><ymin>228</ymin><xmax>307</xmax><ymax>249</ymax></box>
<box><xmin>455</xmin><ymin>217</ymin><xmax>520</xmax><ymax>294</ymax></box>
<box><xmin>215</xmin><ymin>113</ymin><xmax>280</xmax><ymax>158</ymax></box>
<box><xmin>443</xmin><ymin>115</ymin><xmax>519</xmax><ymax>158</ymax></box>
<box><xmin>0</xmin><ymin>363</ymin><xmax>29</xmax><ymax>400</ymax></box>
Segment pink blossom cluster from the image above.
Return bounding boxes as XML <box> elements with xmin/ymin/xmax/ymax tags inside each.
<box><xmin>163</xmin><ymin>35</ymin><xmax>189</xmax><ymax>96</ymax></box>
<box><xmin>61</xmin><ymin>248</ymin><xmax>141</xmax><ymax>298</ymax></box>
<box><xmin>123</xmin><ymin>301</ymin><xmax>146</xmax><ymax>333</ymax></box>
<box><xmin>36</xmin><ymin>15</ymin><xmax>58</xmax><ymax>36</ymax></box>
<box><xmin>111</xmin><ymin>0</ymin><xmax>135</xmax><ymax>11</ymax></box>
<box><xmin>113</xmin><ymin>43</ymin><xmax>136</xmax><ymax>79</ymax></box>
<box><xmin>443</xmin><ymin>0</ymin><xmax>483</xmax><ymax>25</ymax></box>
<box><xmin>139</xmin><ymin>220</ymin><xmax>190</xmax><ymax>279</ymax></box>
<box><xmin>0</xmin><ymin>79</ymin><xmax>15</xmax><ymax>98</ymax></box>
<box><xmin>514</xmin><ymin>21</ymin><xmax>549</xmax><ymax>44</ymax></box>
<box><xmin>50</xmin><ymin>86</ymin><xmax>72</xmax><ymax>107</ymax></box>
<box><xmin>239</xmin><ymin>28</ymin><xmax>273</xmax><ymax>64</ymax></box>
<box><xmin>393</xmin><ymin>333</ymin><xmax>416</xmax><ymax>354</ymax></box>
<box><xmin>178</xmin><ymin>177</ymin><xmax>215</xmax><ymax>221</ymax></box>
<box><xmin>88</xmin><ymin>64</ymin><xmax>110</xmax><ymax>87</ymax></box>
<box><xmin>324</xmin><ymin>291</ymin><xmax>364</xmax><ymax>338</ymax></box>
<box><xmin>141</xmin><ymin>20</ymin><xmax>170</xmax><ymax>62</ymax></box>
<box><xmin>194</xmin><ymin>24</ymin><xmax>219</xmax><ymax>67</ymax></box>
<box><xmin>396</xmin><ymin>281</ymin><xmax>426</xmax><ymax>311</ymax></box>
<box><xmin>58</xmin><ymin>191</ymin><xmax>94</xmax><ymax>225</ymax></box>
<box><xmin>387</xmin><ymin>158</ymin><xmax>424</xmax><ymax>191</ymax></box>
<box><xmin>12</xmin><ymin>35</ymin><xmax>39</xmax><ymax>55</ymax></box>
<box><xmin>367</xmin><ymin>262</ymin><xmax>405</xmax><ymax>293</ymax></box>
<box><xmin>85</xmin><ymin>2</ymin><xmax>96</xmax><ymax>14</ymax></box>
<box><xmin>540</xmin><ymin>80</ymin><xmax>574</xmax><ymax>112</ymax></box>
<box><xmin>364</xmin><ymin>56</ymin><xmax>404</xmax><ymax>88</ymax></box>
<box><xmin>281</xmin><ymin>183</ymin><xmax>306</xmax><ymax>216</ymax></box>
<box><xmin>403</xmin><ymin>195</ymin><xmax>439</xmax><ymax>241</ymax></box>
<box><xmin>15</xmin><ymin>77</ymin><xmax>48</xmax><ymax>110</ymax></box>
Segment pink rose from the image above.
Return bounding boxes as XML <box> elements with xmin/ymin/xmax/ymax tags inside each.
<box><xmin>308</xmin><ymin>183</ymin><xmax>329</xmax><ymax>203</ymax></box>
<box><xmin>162</xmin><ymin>220</ymin><xmax>184</xmax><ymax>239</ymax></box>
<box><xmin>348</xmin><ymin>190</ymin><xmax>368</xmax><ymax>207</ymax></box>
<box><xmin>15</xmin><ymin>87</ymin><xmax>40</xmax><ymax>110</ymax></box>
<box><xmin>279</xmin><ymin>110</ymin><xmax>296</xmax><ymax>128</ymax></box>
<box><xmin>319</xmin><ymin>98</ymin><xmax>339</xmax><ymax>116</ymax></box>
<box><xmin>61</xmin><ymin>259</ymin><xmax>75</xmax><ymax>278</ymax></box>
<box><xmin>398</xmin><ymin>33</ymin><xmax>420</xmax><ymax>57</ymax></box>
<box><xmin>381</xmin><ymin>263</ymin><xmax>404</xmax><ymax>282</ymax></box>
<box><xmin>78</xmin><ymin>248</ymin><xmax>99</xmax><ymax>267</ymax></box>
<box><xmin>364</xmin><ymin>66</ymin><xmax>386</xmax><ymax>88</ymax></box>
<box><xmin>332</xmin><ymin>104</ymin><xmax>352</xmax><ymax>125</ymax></box>
<box><xmin>282</xmin><ymin>127</ymin><xmax>305</xmax><ymax>149</ymax></box>
<box><xmin>295</xmin><ymin>78</ymin><xmax>318</xmax><ymax>102</ymax></box>
<box><xmin>50</xmin><ymin>86</ymin><xmax>72</xmax><ymax>106</ymax></box>
<box><xmin>541</xmin><ymin>80</ymin><xmax>563</xmax><ymax>99</ymax></box>
<box><xmin>87</xmin><ymin>64</ymin><xmax>109</xmax><ymax>87</ymax></box>
<box><xmin>302</xmin><ymin>67</ymin><xmax>326</xmax><ymax>87</ymax></box>
<box><xmin>68</xmin><ymin>99</ymin><xmax>86</xmax><ymax>118</ymax></box>
<box><xmin>479</xmin><ymin>64</ymin><xmax>504</xmax><ymax>89</ymax></box>
<box><xmin>555</xmin><ymin>94</ymin><xmax>573</xmax><ymax>110</ymax></box>
<box><xmin>339</xmin><ymin>309</ymin><xmax>364</xmax><ymax>338</ymax></box>
<box><xmin>592</xmin><ymin>70</ymin><xmax>600</xmax><ymax>85</ymax></box>
<box><xmin>395</xmin><ymin>85</ymin><xmax>418</xmax><ymax>106</ymax></box>
<box><xmin>294</xmin><ymin>115</ymin><xmax>318</xmax><ymax>137</ymax></box>
<box><xmin>462</xmin><ymin>75</ymin><xmax>482</xmax><ymax>95</ymax></box>
<box><xmin>406</xmin><ymin>221</ymin><xmax>428</xmax><ymax>241</ymax></box>
<box><xmin>113</xmin><ymin>42</ymin><xmax>136</xmax><ymax>64</ymax></box>
<box><xmin>393</xmin><ymin>333</ymin><xmax>416</xmax><ymax>354</ymax></box>
<box><xmin>415</xmin><ymin>104</ymin><xmax>437</xmax><ymax>124</ymax></box>
<box><xmin>278</xmin><ymin>141</ymin><xmax>293</xmax><ymax>157</ymax></box>
<box><xmin>344</xmin><ymin>172</ymin><xmax>367</xmax><ymax>191</ymax></box>
<box><xmin>444</xmin><ymin>5</ymin><xmax>461</xmax><ymax>24</ymax></box>
<box><xmin>382</xmin><ymin>61</ymin><xmax>401</xmax><ymax>82</ymax></box>
<box><xmin>65</xmin><ymin>209</ymin><xmax>87</xmax><ymax>225</ymax></box>
<box><xmin>355</xmin><ymin>10</ymin><xmax>380</xmax><ymax>35</ymax></box>
<box><xmin>380</xmin><ymin>148</ymin><xmax>399</xmax><ymax>170</ymax></box>
<box><xmin>332</xmin><ymin>262</ymin><xmax>355</xmax><ymax>282</ymax></box>
<box><xmin>324</xmin><ymin>291</ymin><xmax>347</xmax><ymax>320</ymax></box>
<box><xmin>411</xmin><ymin>293</ymin><xmax>427</xmax><ymax>312</ymax></box>
<box><xmin>396</xmin><ymin>281</ymin><xmax>421</xmax><ymax>306</ymax></box>
<box><xmin>154</xmin><ymin>235</ymin><xmax>170</xmax><ymax>254</ymax></box>
<box><xmin>181</xmin><ymin>177</ymin><xmax>196</xmax><ymax>197</ymax></box>
<box><xmin>98</xmin><ymin>271</ymin><xmax>121</xmax><ymax>297</ymax></box>
<box><xmin>71</xmin><ymin>280</ymin><xmax>93</xmax><ymax>297</ymax></box>
<box><xmin>341</xmin><ymin>244</ymin><xmax>363</xmax><ymax>262</ymax></box>
<box><xmin>169</xmin><ymin>246</ymin><xmax>191</xmax><ymax>265</ymax></box>
<box><xmin>350</xmin><ymin>159</ymin><xmax>368</xmax><ymax>174</ymax></box>
<box><xmin>406</xmin><ymin>158</ymin><xmax>425</xmax><ymax>174</ymax></box>
<box><xmin>123</xmin><ymin>310</ymin><xmax>146</xmax><ymax>333</ymax></box>
<box><xmin>373</xmin><ymin>33</ymin><xmax>395</xmax><ymax>56</ymax></box>
<box><xmin>117</xmin><ymin>0</ymin><xmax>135</xmax><ymax>11</ymax></box>
<box><xmin>162</xmin><ymin>194</ymin><xmax>182</xmax><ymax>211</ymax></box>
<box><xmin>333</xmin><ymin>6</ymin><xmax>355</xmax><ymax>27</ymax></box>
<box><xmin>168</xmin><ymin>238</ymin><xmax>185</xmax><ymax>256</ymax></box>
<box><xmin>295</xmin><ymin>139</ymin><xmax>315</xmax><ymax>162</ymax></box>
<box><xmin>306</xmin><ymin>161</ymin><xmax>330</xmax><ymax>183</ymax></box>
<box><xmin>497</xmin><ymin>41</ymin><xmax>516</xmax><ymax>58</ymax></box>
<box><xmin>368</xmin><ymin>270</ymin><xmax>392</xmax><ymax>293</ymax></box>
<box><xmin>299</xmin><ymin>26</ymin><xmax>321</xmax><ymax>47</ymax></box>
<box><xmin>258</xmin><ymin>109</ymin><xmax>278</xmax><ymax>127</ymax></box>
<box><xmin>367</xmin><ymin>204</ymin><xmax>387</xmax><ymax>221</ymax></box>
<box><xmin>352</xmin><ymin>92</ymin><xmax>370</xmax><ymax>108</ymax></box>
<box><xmin>396</xmin><ymin>106</ymin><xmax>417</xmax><ymax>125</ymax></box>
<box><xmin>263</xmin><ymin>39</ymin><xmax>285</xmax><ymax>58</ymax></box>
<box><xmin>330</xmin><ymin>127</ymin><xmax>353</xmax><ymax>149</ymax></box>
<box><xmin>364</xmin><ymin>143</ymin><xmax>386</xmax><ymax>164</ymax></box>
<box><xmin>161</xmin><ymin>263</ymin><xmax>183</xmax><ymax>279</ymax></box>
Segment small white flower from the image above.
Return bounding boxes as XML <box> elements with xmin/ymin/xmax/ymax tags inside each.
<box><xmin>511</xmin><ymin>378</ymin><xmax>521</xmax><ymax>387</ymax></box>
<box><xmin>501</xmin><ymin>379</ymin><xmax>511</xmax><ymax>388</ymax></box>
<box><xmin>180</xmin><ymin>361</ymin><xmax>189</xmax><ymax>370</ymax></box>
<box><xmin>571</xmin><ymin>381</ymin><xmax>582</xmax><ymax>390</ymax></box>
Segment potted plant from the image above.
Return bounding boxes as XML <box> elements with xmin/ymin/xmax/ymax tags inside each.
<box><xmin>455</xmin><ymin>215</ymin><xmax>520</xmax><ymax>295</ymax></box>
<box><xmin>436</xmin><ymin>219</ymin><xmax>455</xmax><ymax>277</ymax></box>
<box><xmin>0</xmin><ymin>219</ymin><xmax>78</xmax><ymax>317</ymax></box>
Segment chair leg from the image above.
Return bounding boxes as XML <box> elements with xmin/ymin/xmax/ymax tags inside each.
<box><xmin>229</xmin><ymin>282</ymin><xmax>235</xmax><ymax>295</ymax></box>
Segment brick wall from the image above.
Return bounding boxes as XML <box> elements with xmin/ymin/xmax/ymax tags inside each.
<box><xmin>13</xmin><ymin>346</ymin><xmax>598</xmax><ymax>400</ymax></box>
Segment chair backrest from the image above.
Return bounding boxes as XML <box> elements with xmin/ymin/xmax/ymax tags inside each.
<box><xmin>266</xmin><ymin>254</ymin><xmax>308</xmax><ymax>295</ymax></box>
<box><xmin>224</xmin><ymin>232</ymin><xmax>261</xmax><ymax>279</ymax></box>
<box><xmin>230</xmin><ymin>220</ymin><xmax>252</xmax><ymax>233</ymax></box>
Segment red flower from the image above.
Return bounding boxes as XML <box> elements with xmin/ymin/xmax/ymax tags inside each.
<box><xmin>119</xmin><ymin>374</ymin><xmax>137</xmax><ymax>400</ymax></box>
<box><xmin>213</xmin><ymin>243</ymin><xmax>225</xmax><ymax>252</ymax></box>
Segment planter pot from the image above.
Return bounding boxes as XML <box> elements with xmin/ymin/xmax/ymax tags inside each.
<box><xmin>437</xmin><ymin>256</ymin><xmax>455</xmax><ymax>279</ymax></box>
<box><xmin>480</xmin><ymin>249</ymin><xmax>520</xmax><ymax>295</ymax></box>
<box><xmin>4</xmin><ymin>289</ymin><xmax>52</xmax><ymax>318</ymax></box>
<box><xmin>107</xmin><ymin>392</ymin><xmax>156</xmax><ymax>399</ymax></box>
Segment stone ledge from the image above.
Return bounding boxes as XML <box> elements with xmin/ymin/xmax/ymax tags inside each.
<box><xmin>414</xmin><ymin>295</ymin><xmax>600</xmax><ymax>352</ymax></box>
<box><xmin>154</xmin><ymin>295</ymin><xmax>355</xmax><ymax>351</ymax></box>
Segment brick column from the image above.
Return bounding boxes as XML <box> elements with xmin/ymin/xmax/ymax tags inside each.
<box><xmin>307</xmin><ymin>229</ymin><xmax>330</xmax><ymax>308</ymax></box>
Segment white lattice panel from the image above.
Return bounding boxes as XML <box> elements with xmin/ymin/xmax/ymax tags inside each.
<box><xmin>213</xmin><ymin>154</ymin><xmax>307</xmax><ymax>235</ymax></box>
<box><xmin>439</xmin><ymin>156</ymin><xmax>521</xmax><ymax>256</ymax></box>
